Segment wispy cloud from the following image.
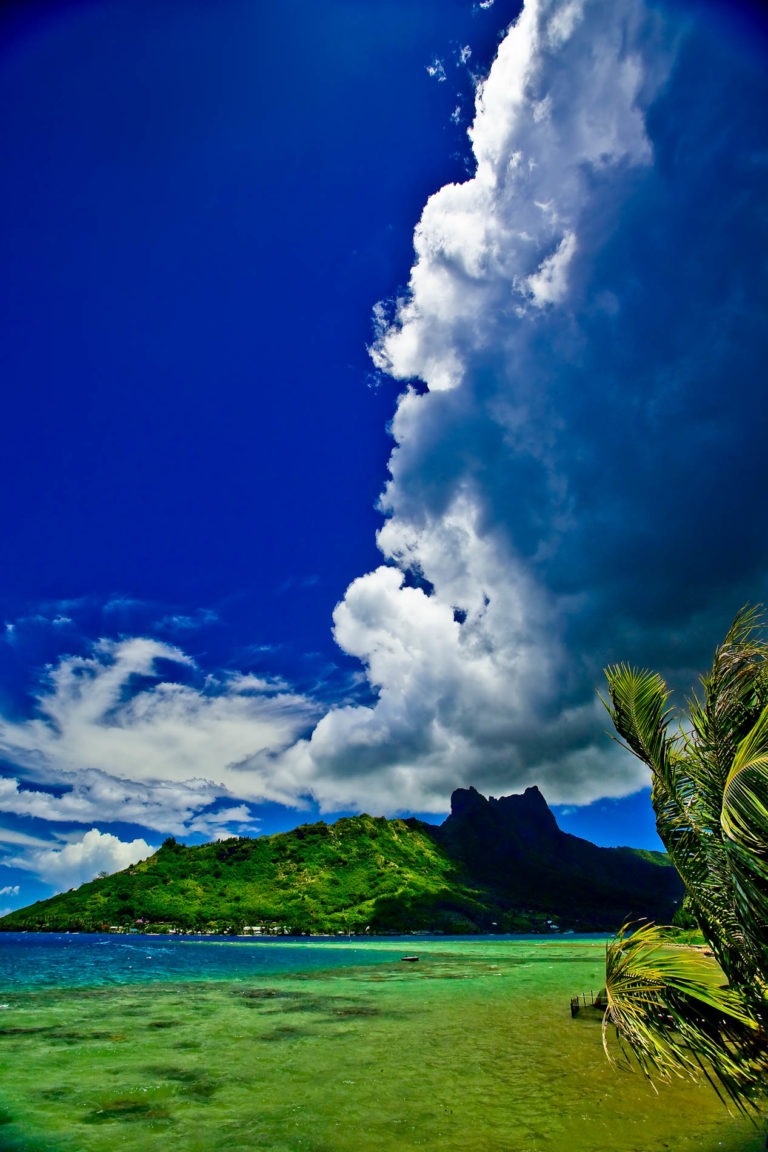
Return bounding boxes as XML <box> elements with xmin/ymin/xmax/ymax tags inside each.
<box><xmin>3</xmin><ymin>612</ymin><xmax>76</xmax><ymax>645</ymax></box>
<box><xmin>0</xmin><ymin>773</ymin><xmax>240</xmax><ymax>837</ymax></box>
<box><xmin>0</xmin><ymin>637</ymin><xmax>319</xmax><ymax>831</ymax></box>
<box><xmin>153</xmin><ymin>608</ymin><xmax>219</xmax><ymax>633</ymax></box>
<box><xmin>0</xmin><ymin>826</ymin><xmax>52</xmax><ymax>849</ymax></box>
<box><xmin>275</xmin><ymin>575</ymin><xmax>320</xmax><ymax>595</ymax></box>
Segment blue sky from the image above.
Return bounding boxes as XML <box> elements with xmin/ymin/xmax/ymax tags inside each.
<box><xmin>1</xmin><ymin>0</ymin><xmax>766</xmax><ymax>910</ymax></box>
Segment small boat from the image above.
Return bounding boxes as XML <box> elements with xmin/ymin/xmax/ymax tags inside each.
<box><xmin>400</xmin><ymin>955</ymin><xmax>419</xmax><ymax>962</ymax></box>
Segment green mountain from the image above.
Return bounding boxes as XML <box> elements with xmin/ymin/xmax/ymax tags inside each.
<box><xmin>0</xmin><ymin>786</ymin><xmax>682</xmax><ymax>934</ymax></box>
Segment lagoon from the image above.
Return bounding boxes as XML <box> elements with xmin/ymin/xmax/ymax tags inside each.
<box><xmin>0</xmin><ymin>934</ymin><xmax>763</xmax><ymax>1152</ymax></box>
<box><xmin>0</xmin><ymin>932</ymin><xmax>404</xmax><ymax>990</ymax></box>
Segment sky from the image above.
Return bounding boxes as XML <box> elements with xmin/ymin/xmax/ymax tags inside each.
<box><xmin>1</xmin><ymin>0</ymin><xmax>767</xmax><ymax>912</ymax></box>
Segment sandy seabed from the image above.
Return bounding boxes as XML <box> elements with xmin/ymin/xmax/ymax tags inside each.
<box><xmin>0</xmin><ymin>938</ymin><xmax>763</xmax><ymax>1152</ymax></box>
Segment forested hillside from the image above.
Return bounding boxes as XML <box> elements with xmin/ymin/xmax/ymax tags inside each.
<box><xmin>0</xmin><ymin>788</ymin><xmax>682</xmax><ymax>934</ymax></box>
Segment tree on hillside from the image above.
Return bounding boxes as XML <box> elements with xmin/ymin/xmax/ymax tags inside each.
<box><xmin>602</xmin><ymin>606</ymin><xmax>768</xmax><ymax>1109</ymax></box>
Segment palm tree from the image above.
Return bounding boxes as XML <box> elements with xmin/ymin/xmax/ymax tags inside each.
<box><xmin>602</xmin><ymin>606</ymin><xmax>768</xmax><ymax>1109</ymax></box>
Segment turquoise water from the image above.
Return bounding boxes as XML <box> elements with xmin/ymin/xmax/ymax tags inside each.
<box><xmin>0</xmin><ymin>932</ymin><xmax>410</xmax><ymax>989</ymax></box>
<box><xmin>0</xmin><ymin>932</ymin><xmax>608</xmax><ymax>989</ymax></box>
<box><xmin>0</xmin><ymin>935</ymin><xmax>764</xmax><ymax>1151</ymax></box>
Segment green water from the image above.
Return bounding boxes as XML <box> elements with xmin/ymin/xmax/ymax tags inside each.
<box><xmin>0</xmin><ymin>939</ymin><xmax>763</xmax><ymax>1151</ymax></box>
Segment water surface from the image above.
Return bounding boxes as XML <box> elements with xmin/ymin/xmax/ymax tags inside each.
<box><xmin>0</xmin><ymin>931</ymin><xmax>402</xmax><ymax>989</ymax></box>
<box><xmin>0</xmin><ymin>935</ymin><xmax>763</xmax><ymax>1152</ymax></box>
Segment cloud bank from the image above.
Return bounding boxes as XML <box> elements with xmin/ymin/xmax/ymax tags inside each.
<box><xmin>1</xmin><ymin>0</ymin><xmax>767</xmax><ymax>860</ymax></box>
<box><xmin>281</xmin><ymin>0</ymin><xmax>768</xmax><ymax>812</ymax></box>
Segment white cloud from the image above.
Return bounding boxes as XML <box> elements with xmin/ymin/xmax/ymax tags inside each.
<box><xmin>281</xmin><ymin>540</ymin><xmax>646</xmax><ymax>811</ymax></box>
<box><xmin>280</xmin><ymin>0</ymin><xmax>667</xmax><ymax>812</ymax></box>
<box><xmin>8</xmin><ymin>828</ymin><xmax>156</xmax><ymax>892</ymax></box>
<box><xmin>373</xmin><ymin>0</ymin><xmax>656</xmax><ymax>393</ymax></box>
<box><xmin>0</xmin><ymin>885</ymin><xmax>20</xmax><ymax>897</ymax></box>
<box><xmin>0</xmin><ymin>637</ymin><xmax>318</xmax><ymax>831</ymax></box>
<box><xmin>525</xmin><ymin>229</ymin><xmax>576</xmax><ymax>305</ymax></box>
<box><xmin>0</xmin><ymin>773</ymin><xmax>238</xmax><ymax>837</ymax></box>
<box><xmin>426</xmin><ymin>57</ymin><xmax>447</xmax><ymax>82</ymax></box>
<box><xmin>332</xmin><ymin>0</ymin><xmax>767</xmax><ymax>818</ymax></box>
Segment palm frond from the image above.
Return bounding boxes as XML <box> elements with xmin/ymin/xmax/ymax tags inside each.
<box><xmin>601</xmin><ymin>607</ymin><xmax>768</xmax><ymax>1108</ymax></box>
<box><xmin>722</xmin><ymin>704</ymin><xmax>768</xmax><ymax>853</ymax></box>
<box><xmin>602</xmin><ymin>665</ymin><xmax>679</xmax><ymax>783</ymax></box>
<box><xmin>603</xmin><ymin>923</ymin><xmax>766</xmax><ymax>1111</ymax></box>
<box><xmin>689</xmin><ymin>604</ymin><xmax>768</xmax><ymax>794</ymax></box>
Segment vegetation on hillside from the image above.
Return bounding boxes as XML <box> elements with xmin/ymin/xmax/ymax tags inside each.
<box><xmin>0</xmin><ymin>797</ymin><xmax>680</xmax><ymax>936</ymax></box>
<box><xmin>603</xmin><ymin>606</ymin><xmax>768</xmax><ymax>1109</ymax></box>
<box><xmin>0</xmin><ymin>816</ymin><xmax>485</xmax><ymax>935</ymax></box>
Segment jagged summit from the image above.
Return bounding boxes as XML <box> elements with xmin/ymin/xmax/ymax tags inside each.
<box><xmin>447</xmin><ymin>784</ymin><xmax>559</xmax><ymax>841</ymax></box>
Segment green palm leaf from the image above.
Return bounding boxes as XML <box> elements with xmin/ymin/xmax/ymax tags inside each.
<box><xmin>722</xmin><ymin>705</ymin><xmax>768</xmax><ymax>853</ymax></box>
<box><xmin>601</xmin><ymin>665</ymin><xmax>679</xmax><ymax>782</ymax></box>
<box><xmin>602</xmin><ymin>607</ymin><xmax>768</xmax><ymax>1109</ymax></box>
<box><xmin>604</xmin><ymin>922</ymin><xmax>765</xmax><ymax>1111</ymax></box>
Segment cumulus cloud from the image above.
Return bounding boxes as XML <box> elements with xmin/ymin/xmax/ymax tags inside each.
<box><xmin>284</xmin><ymin>0</ymin><xmax>768</xmax><ymax>812</ymax></box>
<box><xmin>8</xmin><ymin>828</ymin><xmax>156</xmax><ymax>892</ymax></box>
<box><xmin>0</xmin><ymin>885</ymin><xmax>20</xmax><ymax>897</ymax></box>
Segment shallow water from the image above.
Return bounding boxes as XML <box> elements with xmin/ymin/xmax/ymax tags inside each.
<box><xmin>0</xmin><ymin>937</ymin><xmax>763</xmax><ymax>1151</ymax></box>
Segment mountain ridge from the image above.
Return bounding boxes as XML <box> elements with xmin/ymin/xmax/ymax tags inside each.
<box><xmin>0</xmin><ymin>786</ymin><xmax>682</xmax><ymax>934</ymax></box>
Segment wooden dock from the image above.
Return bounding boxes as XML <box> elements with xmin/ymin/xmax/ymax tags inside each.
<box><xmin>570</xmin><ymin>989</ymin><xmax>607</xmax><ymax>1017</ymax></box>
